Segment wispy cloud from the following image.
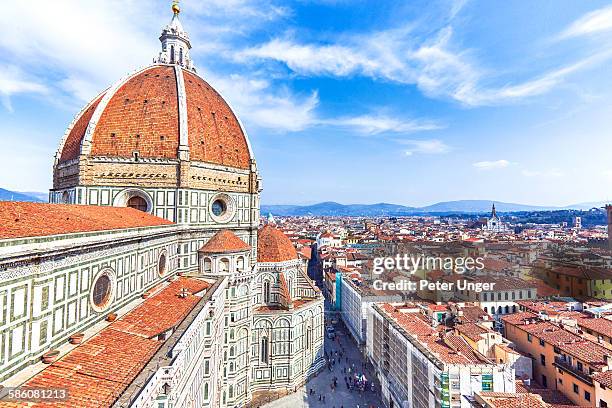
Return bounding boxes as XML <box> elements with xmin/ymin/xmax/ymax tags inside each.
<box><xmin>558</xmin><ymin>5</ymin><xmax>612</xmax><ymax>39</ymax></box>
<box><xmin>321</xmin><ymin>115</ymin><xmax>442</xmax><ymax>135</ymax></box>
<box><xmin>472</xmin><ymin>160</ymin><xmax>511</xmax><ymax>170</ymax></box>
<box><xmin>400</xmin><ymin>139</ymin><xmax>451</xmax><ymax>156</ymax></box>
<box><xmin>238</xmin><ymin>19</ymin><xmax>612</xmax><ymax>106</ymax></box>
<box><xmin>0</xmin><ymin>65</ymin><xmax>48</xmax><ymax>111</ymax></box>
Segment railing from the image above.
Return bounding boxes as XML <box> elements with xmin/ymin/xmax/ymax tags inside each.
<box><xmin>554</xmin><ymin>357</ymin><xmax>593</xmax><ymax>385</ymax></box>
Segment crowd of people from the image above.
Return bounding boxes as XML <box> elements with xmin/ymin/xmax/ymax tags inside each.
<box><xmin>305</xmin><ymin>316</ymin><xmax>380</xmax><ymax>408</ymax></box>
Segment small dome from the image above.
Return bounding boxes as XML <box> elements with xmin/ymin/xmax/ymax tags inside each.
<box><xmin>199</xmin><ymin>230</ymin><xmax>250</xmax><ymax>254</ymax></box>
<box><xmin>56</xmin><ymin>65</ymin><xmax>252</xmax><ymax>169</ymax></box>
<box><xmin>257</xmin><ymin>225</ymin><xmax>297</xmax><ymax>263</ymax></box>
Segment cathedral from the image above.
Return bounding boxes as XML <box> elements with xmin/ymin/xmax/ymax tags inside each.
<box><xmin>0</xmin><ymin>3</ymin><xmax>324</xmax><ymax>407</ymax></box>
<box><xmin>484</xmin><ymin>203</ymin><xmax>508</xmax><ymax>233</ymax></box>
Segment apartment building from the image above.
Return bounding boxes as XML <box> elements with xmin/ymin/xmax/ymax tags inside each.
<box><xmin>368</xmin><ymin>303</ymin><xmax>515</xmax><ymax>408</ymax></box>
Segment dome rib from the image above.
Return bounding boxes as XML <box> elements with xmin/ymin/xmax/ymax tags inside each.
<box><xmin>257</xmin><ymin>225</ymin><xmax>298</xmax><ymax>263</ymax></box>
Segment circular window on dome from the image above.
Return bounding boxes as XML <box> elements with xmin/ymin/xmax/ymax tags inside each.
<box><xmin>158</xmin><ymin>251</ymin><xmax>168</xmax><ymax>277</ymax></box>
<box><xmin>209</xmin><ymin>194</ymin><xmax>235</xmax><ymax>223</ymax></box>
<box><xmin>90</xmin><ymin>269</ymin><xmax>115</xmax><ymax>312</ymax></box>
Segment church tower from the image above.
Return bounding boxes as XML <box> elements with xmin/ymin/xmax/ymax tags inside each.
<box><xmin>607</xmin><ymin>205</ymin><xmax>612</xmax><ymax>251</ymax></box>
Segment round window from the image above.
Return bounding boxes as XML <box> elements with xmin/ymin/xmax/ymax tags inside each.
<box><xmin>158</xmin><ymin>252</ymin><xmax>167</xmax><ymax>277</ymax></box>
<box><xmin>92</xmin><ymin>274</ymin><xmax>112</xmax><ymax>309</ymax></box>
<box><xmin>127</xmin><ymin>196</ymin><xmax>148</xmax><ymax>212</ymax></box>
<box><xmin>211</xmin><ymin>199</ymin><xmax>226</xmax><ymax>217</ymax></box>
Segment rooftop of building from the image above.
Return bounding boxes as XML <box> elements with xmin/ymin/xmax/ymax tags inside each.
<box><xmin>0</xmin><ymin>202</ymin><xmax>173</xmax><ymax>240</ymax></box>
<box><xmin>198</xmin><ymin>229</ymin><xmax>250</xmax><ymax>254</ymax></box>
<box><xmin>12</xmin><ymin>277</ymin><xmax>210</xmax><ymax>408</ymax></box>
<box><xmin>257</xmin><ymin>224</ymin><xmax>298</xmax><ymax>263</ymax></box>
<box><xmin>502</xmin><ymin>312</ymin><xmax>612</xmax><ymax>369</ymax></box>
<box><xmin>377</xmin><ymin>303</ymin><xmax>492</xmax><ymax>366</ymax></box>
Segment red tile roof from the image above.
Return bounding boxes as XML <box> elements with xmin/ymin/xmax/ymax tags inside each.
<box><xmin>257</xmin><ymin>225</ymin><xmax>297</xmax><ymax>263</ymax></box>
<box><xmin>184</xmin><ymin>70</ymin><xmax>250</xmax><ymax>169</ymax></box>
<box><xmin>16</xmin><ymin>277</ymin><xmax>210</xmax><ymax>408</ymax></box>
<box><xmin>0</xmin><ymin>202</ymin><xmax>173</xmax><ymax>240</ymax></box>
<box><xmin>59</xmin><ymin>92</ymin><xmax>106</xmax><ymax>162</ymax></box>
<box><xmin>198</xmin><ymin>230</ymin><xmax>250</xmax><ymax>254</ymax></box>
<box><xmin>57</xmin><ymin>66</ymin><xmax>252</xmax><ymax>169</ymax></box>
<box><xmin>91</xmin><ymin>66</ymin><xmax>180</xmax><ymax>160</ymax></box>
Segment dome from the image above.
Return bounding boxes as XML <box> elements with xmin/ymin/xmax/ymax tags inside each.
<box><xmin>257</xmin><ymin>225</ymin><xmax>298</xmax><ymax>263</ymax></box>
<box><xmin>56</xmin><ymin>65</ymin><xmax>252</xmax><ymax>169</ymax></box>
<box><xmin>199</xmin><ymin>230</ymin><xmax>251</xmax><ymax>254</ymax></box>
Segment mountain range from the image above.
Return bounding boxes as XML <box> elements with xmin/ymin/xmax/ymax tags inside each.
<box><xmin>0</xmin><ymin>188</ymin><xmax>44</xmax><ymax>202</ymax></box>
<box><xmin>262</xmin><ymin>200</ymin><xmax>608</xmax><ymax>216</ymax></box>
<box><xmin>0</xmin><ymin>188</ymin><xmax>606</xmax><ymax>215</ymax></box>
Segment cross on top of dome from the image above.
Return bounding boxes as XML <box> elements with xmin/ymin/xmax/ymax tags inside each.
<box><xmin>154</xmin><ymin>1</ymin><xmax>196</xmax><ymax>72</ymax></box>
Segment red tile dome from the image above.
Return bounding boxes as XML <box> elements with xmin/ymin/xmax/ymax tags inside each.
<box><xmin>56</xmin><ymin>64</ymin><xmax>252</xmax><ymax>169</ymax></box>
<box><xmin>199</xmin><ymin>230</ymin><xmax>251</xmax><ymax>254</ymax></box>
<box><xmin>257</xmin><ymin>225</ymin><xmax>298</xmax><ymax>263</ymax></box>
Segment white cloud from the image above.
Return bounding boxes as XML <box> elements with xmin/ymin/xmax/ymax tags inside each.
<box><xmin>206</xmin><ymin>72</ymin><xmax>319</xmax><ymax>132</ymax></box>
<box><xmin>559</xmin><ymin>5</ymin><xmax>612</xmax><ymax>39</ymax></box>
<box><xmin>238</xmin><ymin>21</ymin><xmax>612</xmax><ymax>106</ymax></box>
<box><xmin>472</xmin><ymin>160</ymin><xmax>510</xmax><ymax>170</ymax></box>
<box><xmin>321</xmin><ymin>115</ymin><xmax>442</xmax><ymax>135</ymax></box>
<box><xmin>521</xmin><ymin>169</ymin><xmax>564</xmax><ymax>178</ymax></box>
<box><xmin>400</xmin><ymin>139</ymin><xmax>451</xmax><ymax>156</ymax></box>
<box><xmin>0</xmin><ymin>65</ymin><xmax>48</xmax><ymax>111</ymax></box>
<box><xmin>207</xmin><ymin>72</ymin><xmax>440</xmax><ymax>134</ymax></box>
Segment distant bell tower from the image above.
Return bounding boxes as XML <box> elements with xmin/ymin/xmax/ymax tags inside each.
<box><xmin>607</xmin><ymin>205</ymin><xmax>612</xmax><ymax>251</ymax></box>
<box><xmin>153</xmin><ymin>1</ymin><xmax>196</xmax><ymax>71</ymax></box>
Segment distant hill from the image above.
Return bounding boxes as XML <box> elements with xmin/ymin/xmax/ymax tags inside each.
<box><xmin>418</xmin><ymin>200</ymin><xmax>558</xmax><ymax>213</ymax></box>
<box><xmin>0</xmin><ymin>188</ymin><xmax>44</xmax><ymax>203</ymax></box>
<box><xmin>262</xmin><ymin>199</ymin><xmax>608</xmax><ymax>216</ymax></box>
<box><xmin>262</xmin><ymin>201</ymin><xmax>417</xmax><ymax>217</ymax></box>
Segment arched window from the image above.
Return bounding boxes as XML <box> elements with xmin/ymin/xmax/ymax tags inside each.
<box><xmin>263</xmin><ymin>280</ymin><xmax>271</xmax><ymax>303</ymax></box>
<box><xmin>204</xmin><ymin>383</ymin><xmax>209</xmax><ymax>400</ymax></box>
<box><xmin>261</xmin><ymin>337</ymin><xmax>269</xmax><ymax>364</ymax></box>
<box><xmin>305</xmin><ymin>326</ymin><xmax>312</xmax><ymax>349</ymax></box>
<box><xmin>219</xmin><ymin>258</ymin><xmax>230</xmax><ymax>273</ymax></box>
<box><xmin>237</xmin><ymin>256</ymin><xmax>245</xmax><ymax>270</ymax></box>
<box><xmin>497</xmin><ymin>306</ymin><xmax>502</xmax><ymax>315</ymax></box>
<box><xmin>203</xmin><ymin>257</ymin><xmax>212</xmax><ymax>273</ymax></box>
<box><xmin>483</xmin><ymin>306</ymin><xmax>488</xmax><ymax>313</ymax></box>
<box><xmin>504</xmin><ymin>305</ymin><xmax>509</xmax><ymax>314</ymax></box>
<box><xmin>512</xmin><ymin>305</ymin><xmax>517</xmax><ymax>313</ymax></box>
<box><xmin>170</xmin><ymin>45</ymin><xmax>175</xmax><ymax>63</ymax></box>
<box><xmin>127</xmin><ymin>196</ymin><xmax>147</xmax><ymax>212</ymax></box>
<box><xmin>179</xmin><ymin>48</ymin><xmax>183</xmax><ymax>64</ymax></box>
<box><xmin>229</xmin><ymin>385</ymin><xmax>234</xmax><ymax>398</ymax></box>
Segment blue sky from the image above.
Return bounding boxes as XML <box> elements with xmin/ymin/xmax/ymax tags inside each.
<box><xmin>1</xmin><ymin>0</ymin><xmax>612</xmax><ymax>206</ymax></box>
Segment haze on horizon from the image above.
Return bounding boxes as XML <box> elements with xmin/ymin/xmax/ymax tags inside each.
<box><xmin>1</xmin><ymin>0</ymin><xmax>612</xmax><ymax>207</ymax></box>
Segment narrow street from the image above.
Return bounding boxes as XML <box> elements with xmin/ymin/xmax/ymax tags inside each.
<box><xmin>263</xmin><ymin>303</ymin><xmax>384</xmax><ymax>408</ymax></box>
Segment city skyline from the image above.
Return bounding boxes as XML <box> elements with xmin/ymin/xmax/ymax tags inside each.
<box><xmin>1</xmin><ymin>0</ymin><xmax>612</xmax><ymax>206</ymax></box>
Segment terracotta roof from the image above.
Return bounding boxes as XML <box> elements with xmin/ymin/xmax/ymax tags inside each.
<box><xmin>0</xmin><ymin>202</ymin><xmax>173</xmax><ymax>240</ymax></box>
<box><xmin>57</xmin><ymin>65</ymin><xmax>251</xmax><ymax>169</ymax></box>
<box><xmin>198</xmin><ymin>230</ymin><xmax>250</xmax><ymax>254</ymax></box>
<box><xmin>183</xmin><ymin>70</ymin><xmax>250</xmax><ymax>169</ymax></box>
<box><xmin>593</xmin><ymin>370</ymin><xmax>612</xmax><ymax>388</ymax></box>
<box><xmin>17</xmin><ymin>277</ymin><xmax>210</xmax><ymax>408</ymax></box>
<box><xmin>59</xmin><ymin>92</ymin><xmax>106</xmax><ymax>162</ymax></box>
<box><xmin>257</xmin><ymin>225</ymin><xmax>297</xmax><ymax>263</ymax></box>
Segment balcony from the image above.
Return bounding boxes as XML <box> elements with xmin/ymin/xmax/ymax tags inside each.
<box><xmin>554</xmin><ymin>357</ymin><xmax>593</xmax><ymax>385</ymax></box>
